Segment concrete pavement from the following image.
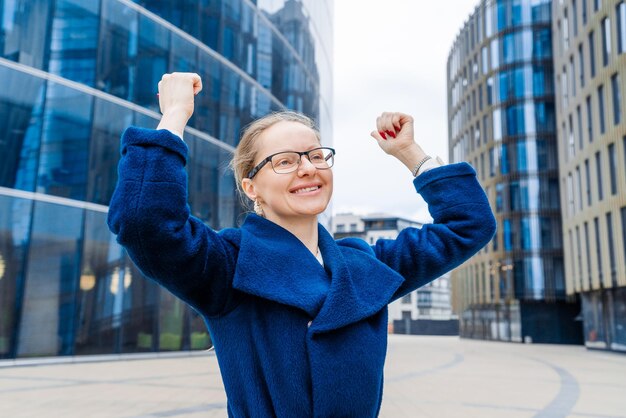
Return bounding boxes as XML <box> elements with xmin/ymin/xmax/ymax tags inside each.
<box><xmin>1</xmin><ymin>335</ymin><xmax>625</xmax><ymax>417</ymax></box>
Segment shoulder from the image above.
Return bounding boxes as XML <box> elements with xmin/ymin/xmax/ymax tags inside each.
<box><xmin>336</xmin><ymin>237</ymin><xmax>375</xmax><ymax>256</ymax></box>
<box><xmin>218</xmin><ymin>227</ymin><xmax>242</xmax><ymax>248</ymax></box>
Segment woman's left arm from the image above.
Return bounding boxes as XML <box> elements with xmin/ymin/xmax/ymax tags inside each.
<box><xmin>370</xmin><ymin>112</ymin><xmax>496</xmax><ymax>300</ymax></box>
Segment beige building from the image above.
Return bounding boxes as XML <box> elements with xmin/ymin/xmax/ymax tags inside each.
<box><xmin>553</xmin><ymin>0</ymin><xmax>626</xmax><ymax>352</ymax></box>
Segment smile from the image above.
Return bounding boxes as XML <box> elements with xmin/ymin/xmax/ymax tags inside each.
<box><xmin>292</xmin><ymin>185</ymin><xmax>321</xmax><ymax>194</ymax></box>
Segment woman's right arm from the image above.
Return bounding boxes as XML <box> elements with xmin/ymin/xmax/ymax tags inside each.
<box><xmin>107</xmin><ymin>73</ymin><xmax>237</xmax><ymax>316</ymax></box>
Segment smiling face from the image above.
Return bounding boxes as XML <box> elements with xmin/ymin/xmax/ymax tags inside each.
<box><xmin>241</xmin><ymin>120</ymin><xmax>333</xmax><ymax>225</ymax></box>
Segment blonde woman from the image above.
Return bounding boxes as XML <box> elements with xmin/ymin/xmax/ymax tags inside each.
<box><xmin>108</xmin><ymin>72</ymin><xmax>496</xmax><ymax>417</ymax></box>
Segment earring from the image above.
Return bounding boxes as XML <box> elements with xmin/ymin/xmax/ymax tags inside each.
<box><xmin>254</xmin><ymin>199</ymin><xmax>264</xmax><ymax>217</ymax></box>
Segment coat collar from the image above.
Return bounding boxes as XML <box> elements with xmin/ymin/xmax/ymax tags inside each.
<box><xmin>233</xmin><ymin>214</ymin><xmax>405</xmax><ymax>334</ymax></box>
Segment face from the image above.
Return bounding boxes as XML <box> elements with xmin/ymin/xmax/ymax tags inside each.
<box><xmin>242</xmin><ymin>121</ymin><xmax>333</xmax><ymax>225</ymax></box>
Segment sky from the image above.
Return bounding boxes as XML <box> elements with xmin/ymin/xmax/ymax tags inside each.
<box><xmin>331</xmin><ymin>0</ymin><xmax>479</xmax><ymax>222</ymax></box>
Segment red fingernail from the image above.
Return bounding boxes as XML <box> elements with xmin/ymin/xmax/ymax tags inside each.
<box><xmin>386</xmin><ymin>130</ymin><xmax>396</xmax><ymax>138</ymax></box>
<box><xmin>379</xmin><ymin>131</ymin><xmax>387</xmax><ymax>140</ymax></box>
<box><xmin>156</xmin><ymin>93</ymin><xmax>160</xmax><ymax>97</ymax></box>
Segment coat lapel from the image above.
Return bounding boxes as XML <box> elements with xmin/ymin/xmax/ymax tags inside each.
<box><xmin>233</xmin><ymin>214</ymin><xmax>405</xmax><ymax>332</ymax></box>
<box><xmin>233</xmin><ymin>215</ymin><xmax>330</xmax><ymax>318</ymax></box>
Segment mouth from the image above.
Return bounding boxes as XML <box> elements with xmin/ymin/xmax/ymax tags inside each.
<box><xmin>290</xmin><ymin>185</ymin><xmax>322</xmax><ymax>194</ymax></box>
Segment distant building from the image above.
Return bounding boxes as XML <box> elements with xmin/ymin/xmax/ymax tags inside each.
<box><xmin>447</xmin><ymin>0</ymin><xmax>583</xmax><ymax>345</ymax></box>
<box><xmin>553</xmin><ymin>0</ymin><xmax>626</xmax><ymax>352</ymax></box>
<box><xmin>332</xmin><ymin>213</ymin><xmax>458</xmax><ymax>335</ymax></box>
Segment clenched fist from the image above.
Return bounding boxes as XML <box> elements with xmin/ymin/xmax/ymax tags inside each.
<box><xmin>157</xmin><ymin>72</ymin><xmax>202</xmax><ymax>135</ymax></box>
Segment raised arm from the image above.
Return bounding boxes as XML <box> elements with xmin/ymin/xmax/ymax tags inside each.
<box><xmin>369</xmin><ymin>112</ymin><xmax>496</xmax><ymax>300</ymax></box>
<box><xmin>107</xmin><ymin>73</ymin><xmax>237</xmax><ymax>316</ymax></box>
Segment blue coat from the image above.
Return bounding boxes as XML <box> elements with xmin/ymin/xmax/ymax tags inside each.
<box><xmin>108</xmin><ymin>127</ymin><xmax>496</xmax><ymax>417</ymax></box>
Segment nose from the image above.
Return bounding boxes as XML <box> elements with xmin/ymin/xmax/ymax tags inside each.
<box><xmin>297</xmin><ymin>155</ymin><xmax>317</xmax><ymax>176</ymax></box>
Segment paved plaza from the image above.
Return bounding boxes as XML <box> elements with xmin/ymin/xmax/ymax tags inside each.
<box><xmin>1</xmin><ymin>335</ymin><xmax>625</xmax><ymax>417</ymax></box>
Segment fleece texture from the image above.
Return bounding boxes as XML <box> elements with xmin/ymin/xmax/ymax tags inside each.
<box><xmin>107</xmin><ymin>127</ymin><xmax>496</xmax><ymax>417</ymax></box>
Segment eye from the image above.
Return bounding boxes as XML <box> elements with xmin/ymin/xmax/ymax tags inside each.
<box><xmin>276</xmin><ymin>159</ymin><xmax>292</xmax><ymax>166</ymax></box>
<box><xmin>309</xmin><ymin>151</ymin><xmax>325</xmax><ymax>161</ymax></box>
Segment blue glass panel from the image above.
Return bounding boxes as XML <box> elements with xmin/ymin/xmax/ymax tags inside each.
<box><xmin>17</xmin><ymin>201</ymin><xmax>83</xmax><ymax>357</ymax></box>
<box><xmin>37</xmin><ymin>82</ymin><xmax>93</xmax><ymax>200</ymax></box>
<box><xmin>97</xmin><ymin>0</ymin><xmax>138</xmax><ymax>100</ymax></box>
<box><xmin>75</xmin><ymin>210</ymin><xmax>125</xmax><ymax>355</ymax></box>
<box><xmin>135</xmin><ymin>14</ymin><xmax>169</xmax><ymax>111</ymax></box>
<box><xmin>0</xmin><ymin>67</ymin><xmax>45</xmax><ymax>192</ymax></box>
<box><xmin>48</xmin><ymin>0</ymin><xmax>100</xmax><ymax>86</ymax></box>
<box><xmin>0</xmin><ymin>195</ymin><xmax>32</xmax><ymax>358</ymax></box>
<box><xmin>0</xmin><ymin>0</ymin><xmax>52</xmax><ymax>68</ymax></box>
<box><xmin>87</xmin><ymin>98</ymin><xmax>133</xmax><ymax>206</ymax></box>
<box><xmin>121</xmin><ymin>253</ymin><xmax>160</xmax><ymax>353</ymax></box>
<box><xmin>503</xmin><ymin>218</ymin><xmax>512</xmax><ymax>250</ymax></box>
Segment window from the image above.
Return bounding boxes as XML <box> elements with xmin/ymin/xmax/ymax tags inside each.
<box><xmin>577</xmin><ymin>105</ymin><xmax>583</xmax><ymax>149</ymax></box>
<box><xmin>583</xmin><ymin>0</ymin><xmax>588</xmax><ymax>25</ymax></box>
<box><xmin>609</xmin><ymin>143</ymin><xmax>617</xmax><ymax>195</ymax></box>
<box><xmin>576</xmin><ymin>226</ymin><xmax>583</xmax><ymax>288</ymax></box>
<box><xmin>350</xmin><ymin>223</ymin><xmax>358</xmax><ymax>232</ymax></box>
<box><xmin>618</xmin><ymin>2</ymin><xmax>626</xmax><ymax>53</ymax></box>
<box><xmin>622</xmin><ymin>207</ymin><xmax>626</xmax><ymax>264</ymax></box>
<box><xmin>586</xmin><ymin>95</ymin><xmax>593</xmax><ymax>142</ymax></box>
<box><xmin>594</xmin><ymin>0</ymin><xmax>602</xmax><ymax>11</ymax></box>
<box><xmin>611</xmin><ymin>73</ymin><xmax>621</xmax><ymax>125</ymax></box>
<box><xmin>584</xmin><ymin>221</ymin><xmax>591</xmax><ymax>287</ymax></box>
<box><xmin>570</xmin><ymin>56</ymin><xmax>576</xmax><ymax>97</ymax></box>
<box><xmin>598</xmin><ymin>84</ymin><xmax>606</xmax><ymax>134</ymax></box>
<box><xmin>585</xmin><ymin>158</ymin><xmax>591</xmax><ymax>206</ymax></box>
<box><xmin>568</xmin><ymin>115</ymin><xmax>575</xmax><ymax>158</ymax></box>
<box><xmin>576</xmin><ymin>166</ymin><xmax>583</xmax><ymax>211</ymax></box>
<box><xmin>578</xmin><ymin>44</ymin><xmax>585</xmax><ymax>87</ymax></box>
<box><xmin>602</xmin><ymin>17</ymin><xmax>611</xmax><ymax>66</ymax></box>
<box><xmin>573</xmin><ymin>0</ymin><xmax>579</xmax><ymax>36</ymax></box>
<box><xmin>563</xmin><ymin>10</ymin><xmax>570</xmax><ymax>51</ymax></box>
<box><xmin>589</xmin><ymin>30</ymin><xmax>596</xmax><ymax>77</ymax></box>
<box><xmin>594</xmin><ymin>217</ymin><xmax>603</xmax><ymax>282</ymax></box>
<box><xmin>596</xmin><ymin>151</ymin><xmax>603</xmax><ymax>201</ymax></box>
<box><xmin>567</xmin><ymin>173</ymin><xmax>575</xmax><ymax>216</ymax></box>
<box><xmin>606</xmin><ymin>212</ymin><xmax>616</xmax><ymax>284</ymax></box>
<box><xmin>337</xmin><ymin>224</ymin><xmax>345</xmax><ymax>233</ymax></box>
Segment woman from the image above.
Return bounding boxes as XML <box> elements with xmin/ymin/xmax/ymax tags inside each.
<box><xmin>108</xmin><ymin>72</ymin><xmax>496</xmax><ymax>417</ymax></box>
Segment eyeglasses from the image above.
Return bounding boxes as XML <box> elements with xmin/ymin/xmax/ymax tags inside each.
<box><xmin>246</xmin><ymin>147</ymin><xmax>335</xmax><ymax>179</ymax></box>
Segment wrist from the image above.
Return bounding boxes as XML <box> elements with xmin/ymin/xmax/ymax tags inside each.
<box><xmin>392</xmin><ymin>143</ymin><xmax>428</xmax><ymax>172</ymax></box>
<box><xmin>157</xmin><ymin>109</ymin><xmax>190</xmax><ymax>134</ymax></box>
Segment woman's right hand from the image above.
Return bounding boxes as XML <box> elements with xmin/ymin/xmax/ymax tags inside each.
<box><xmin>157</xmin><ymin>72</ymin><xmax>202</xmax><ymax>133</ymax></box>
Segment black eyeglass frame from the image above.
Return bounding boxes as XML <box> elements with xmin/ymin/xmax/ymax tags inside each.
<box><xmin>246</xmin><ymin>147</ymin><xmax>336</xmax><ymax>179</ymax></box>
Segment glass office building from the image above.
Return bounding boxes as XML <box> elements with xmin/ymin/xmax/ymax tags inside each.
<box><xmin>0</xmin><ymin>0</ymin><xmax>333</xmax><ymax>359</ymax></box>
<box><xmin>553</xmin><ymin>0</ymin><xmax>626</xmax><ymax>353</ymax></box>
<box><xmin>447</xmin><ymin>0</ymin><xmax>582</xmax><ymax>344</ymax></box>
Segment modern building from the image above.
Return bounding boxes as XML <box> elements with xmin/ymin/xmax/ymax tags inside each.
<box><xmin>552</xmin><ymin>0</ymin><xmax>626</xmax><ymax>352</ymax></box>
<box><xmin>332</xmin><ymin>213</ymin><xmax>458</xmax><ymax>336</ymax></box>
<box><xmin>0</xmin><ymin>0</ymin><xmax>333</xmax><ymax>359</ymax></box>
<box><xmin>447</xmin><ymin>0</ymin><xmax>583</xmax><ymax>344</ymax></box>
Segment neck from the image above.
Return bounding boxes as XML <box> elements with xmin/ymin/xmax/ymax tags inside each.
<box><xmin>265</xmin><ymin>214</ymin><xmax>319</xmax><ymax>255</ymax></box>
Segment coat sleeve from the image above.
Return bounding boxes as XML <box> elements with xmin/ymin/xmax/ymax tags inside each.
<box><xmin>373</xmin><ymin>162</ymin><xmax>496</xmax><ymax>301</ymax></box>
<box><xmin>107</xmin><ymin>127</ymin><xmax>237</xmax><ymax>316</ymax></box>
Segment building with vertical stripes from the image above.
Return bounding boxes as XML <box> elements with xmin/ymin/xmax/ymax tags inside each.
<box><xmin>447</xmin><ymin>0</ymin><xmax>583</xmax><ymax>345</ymax></box>
<box><xmin>553</xmin><ymin>0</ymin><xmax>626</xmax><ymax>352</ymax></box>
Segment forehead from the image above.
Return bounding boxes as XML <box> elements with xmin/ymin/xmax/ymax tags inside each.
<box><xmin>256</xmin><ymin>121</ymin><xmax>320</xmax><ymax>156</ymax></box>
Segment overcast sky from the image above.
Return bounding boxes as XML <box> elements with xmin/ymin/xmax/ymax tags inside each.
<box><xmin>331</xmin><ymin>0</ymin><xmax>478</xmax><ymax>222</ymax></box>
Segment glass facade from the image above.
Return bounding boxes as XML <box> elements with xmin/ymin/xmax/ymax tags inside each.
<box><xmin>448</xmin><ymin>0</ymin><xmax>582</xmax><ymax>344</ymax></box>
<box><xmin>0</xmin><ymin>0</ymin><xmax>333</xmax><ymax>359</ymax></box>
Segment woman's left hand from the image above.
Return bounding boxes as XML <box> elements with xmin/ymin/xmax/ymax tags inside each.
<box><xmin>370</xmin><ymin>112</ymin><xmax>429</xmax><ymax>174</ymax></box>
<box><xmin>370</xmin><ymin>112</ymin><xmax>417</xmax><ymax>158</ymax></box>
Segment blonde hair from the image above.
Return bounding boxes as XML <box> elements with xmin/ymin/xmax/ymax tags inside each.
<box><xmin>230</xmin><ymin>111</ymin><xmax>321</xmax><ymax>204</ymax></box>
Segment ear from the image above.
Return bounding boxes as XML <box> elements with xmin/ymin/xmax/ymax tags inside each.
<box><xmin>241</xmin><ymin>178</ymin><xmax>258</xmax><ymax>201</ymax></box>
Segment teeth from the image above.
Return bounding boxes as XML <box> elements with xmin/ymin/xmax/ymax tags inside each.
<box><xmin>293</xmin><ymin>186</ymin><xmax>319</xmax><ymax>194</ymax></box>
